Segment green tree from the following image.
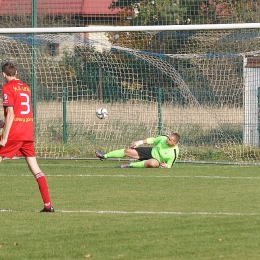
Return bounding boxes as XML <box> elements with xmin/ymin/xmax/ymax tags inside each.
<box><xmin>110</xmin><ymin>0</ymin><xmax>203</xmax><ymax>25</ymax></box>
<box><xmin>110</xmin><ymin>0</ymin><xmax>260</xmax><ymax>25</ymax></box>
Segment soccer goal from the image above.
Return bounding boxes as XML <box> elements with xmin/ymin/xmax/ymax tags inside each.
<box><xmin>0</xmin><ymin>23</ymin><xmax>260</xmax><ymax>164</ymax></box>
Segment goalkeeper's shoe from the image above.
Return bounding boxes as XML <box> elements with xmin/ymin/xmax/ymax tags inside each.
<box><xmin>120</xmin><ymin>163</ymin><xmax>131</xmax><ymax>168</ymax></box>
<box><xmin>40</xmin><ymin>206</ymin><xmax>55</xmax><ymax>213</ymax></box>
<box><xmin>95</xmin><ymin>151</ymin><xmax>105</xmax><ymax>161</ymax></box>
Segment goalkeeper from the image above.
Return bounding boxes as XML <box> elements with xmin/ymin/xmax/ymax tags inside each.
<box><xmin>95</xmin><ymin>132</ymin><xmax>180</xmax><ymax>168</ymax></box>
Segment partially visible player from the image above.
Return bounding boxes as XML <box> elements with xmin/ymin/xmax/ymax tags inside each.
<box><xmin>0</xmin><ymin>119</ymin><xmax>4</xmax><ymax>135</ymax></box>
<box><xmin>95</xmin><ymin>132</ymin><xmax>180</xmax><ymax>168</ymax></box>
<box><xmin>0</xmin><ymin>62</ymin><xmax>54</xmax><ymax>212</ymax></box>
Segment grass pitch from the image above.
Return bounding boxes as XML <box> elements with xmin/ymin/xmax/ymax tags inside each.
<box><xmin>1</xmin><ymin>159</ymin><xmax>260</xmax><ymax>259</ymax></box>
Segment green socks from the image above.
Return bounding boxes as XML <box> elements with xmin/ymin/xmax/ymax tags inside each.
<box><xmin>104</xmin><ymin>150</ymin><xmax>145</xmax><ymax>168</ymax></box>
<box><xmin>129</xmin><ymin>161</ymin><xmax>145</xmax><ymax>168</ymax></box>
<box><xmin>105</xmin><ymin>149</ymin><xmax>125</xmax><ymax>159</ymax></box>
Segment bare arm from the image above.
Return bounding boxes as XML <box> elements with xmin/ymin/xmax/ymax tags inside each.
<box><xmin>0</xmin><ymin>107</ymin><xmax>14</xmax><ymax>146</ymax></box>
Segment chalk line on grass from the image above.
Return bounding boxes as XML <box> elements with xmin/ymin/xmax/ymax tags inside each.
<box><xmin>1</xmin><ymin>174</ymin><xmax>260</xmax><ymax>180</ymax></box>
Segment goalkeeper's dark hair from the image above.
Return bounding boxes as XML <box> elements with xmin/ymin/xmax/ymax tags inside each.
<box><xmin>2</xmin><ymin>62</ymin><xmax>17</xmax><ymax>76</ymax></box>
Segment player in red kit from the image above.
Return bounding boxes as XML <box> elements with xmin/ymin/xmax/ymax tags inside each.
<box><xmin>0</xmin><ymin>62</ymin><xmax>54</xmax><ymax>212</ymax></box>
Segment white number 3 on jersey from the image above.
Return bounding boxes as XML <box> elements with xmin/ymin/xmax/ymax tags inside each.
<box><xmin>20</xmin><ymin>93</ymin><xmax>30</xmax><ymax>115</ymax></box>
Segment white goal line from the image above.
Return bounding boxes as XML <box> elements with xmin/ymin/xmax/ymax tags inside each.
<box><xmin>0</xmin><ymin>23</ymin><xmax>260</xmax><ymax>34</ymax></box>
<box><xmin>0</xmin><ymin>174</ymin><xmax>260</xmax><ymax>180</ymax></box>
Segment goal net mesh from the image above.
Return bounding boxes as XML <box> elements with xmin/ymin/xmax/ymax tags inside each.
<box><xmin>0</xmin><ymin>28</ymin><xmax>260</xmax><ymax>163</ymax></box>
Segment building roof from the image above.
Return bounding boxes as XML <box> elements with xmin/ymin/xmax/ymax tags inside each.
<box><xmin>0</xmin><ymin>0</ymin><xmax>119</xmax><ymax>16</ymax></box>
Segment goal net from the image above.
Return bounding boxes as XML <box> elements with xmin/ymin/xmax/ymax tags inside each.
<box><xmin>0</xmin><ymin>25</ymin><xmax>260</xmax><ymax>164</ymax></box>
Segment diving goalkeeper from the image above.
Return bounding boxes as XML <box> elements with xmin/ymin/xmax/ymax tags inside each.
<box><xmin>95</xmin><ymin>132</ymin><xmax>180</xmax><ymax>168</ymax></box>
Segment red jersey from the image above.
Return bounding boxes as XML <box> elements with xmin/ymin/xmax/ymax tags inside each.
<box><xmin>2</xmin><ymin>79</ymin><xmax>34</xmax><ymax>141</ymax></box>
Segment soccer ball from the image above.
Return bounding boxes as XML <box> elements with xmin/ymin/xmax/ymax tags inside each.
<box><xmin>96</xmin><ymin>107</ymin><xmax>108</xmax><ymax>119</ymax></box>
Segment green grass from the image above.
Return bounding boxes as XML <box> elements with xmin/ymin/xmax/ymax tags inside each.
<box><xmin>1</xmin><ymin>159</ymin><xmax>260</xmax><ymax>259</ymax></box>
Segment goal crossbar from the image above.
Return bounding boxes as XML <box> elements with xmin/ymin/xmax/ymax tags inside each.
<box><xmin>1</xmin><ymin>23</ymin><xmax>260</xmax><ymax>34</ymax></box>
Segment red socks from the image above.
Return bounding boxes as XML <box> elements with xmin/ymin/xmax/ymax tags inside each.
<box><xmin>35</xmin><ymin>172</ymin><xmax>52</xmax><ymax>209</ymax></box>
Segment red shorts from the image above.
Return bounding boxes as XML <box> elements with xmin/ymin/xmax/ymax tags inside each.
<box><xmin>0</xmin><ymin>140</ymin><xmax>36</xmax><ymax>159</ymax></box>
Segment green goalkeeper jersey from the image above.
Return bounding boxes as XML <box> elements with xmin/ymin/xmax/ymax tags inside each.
<box><xmin>146</xmin><ymin>135</ymin><xmax>179</xmax><ymax>168</ymax></box>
